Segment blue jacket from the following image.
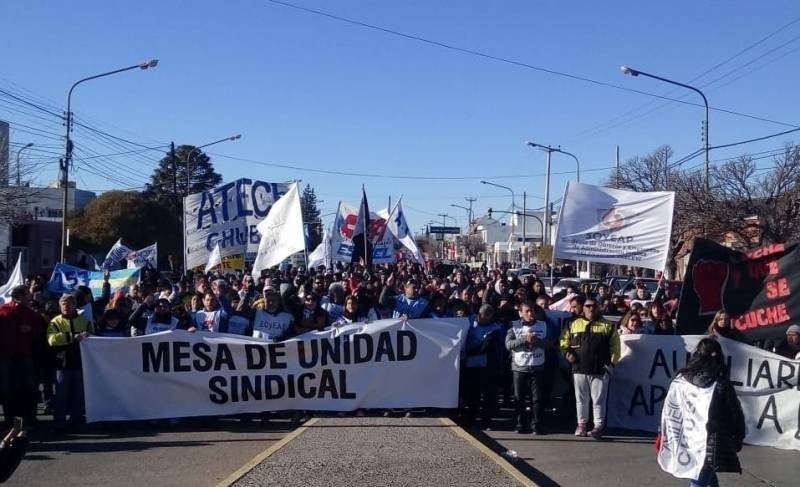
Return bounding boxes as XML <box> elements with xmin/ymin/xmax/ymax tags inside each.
<box><xmin>464</xmin><ymin>319</ymin><xmax>503</xmax><ymax>368</ymax></box>
<box><xmin>390</xmin><ymin>295</ymin><xmax>429</xmax><ymax>319</ymax></box>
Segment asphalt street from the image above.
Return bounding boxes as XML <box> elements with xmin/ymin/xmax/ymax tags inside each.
<box><xmin>5</xmin><ymin>417</ymin><xmax>294</xmax><ymax>487</ymax></box>
<box><xmin>471</xmin><ymin>418</ymin><xmax>798</xmax><ymax>487</ymax></box>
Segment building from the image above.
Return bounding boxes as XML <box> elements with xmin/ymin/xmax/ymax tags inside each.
<box><xmin>2</xmin><ymin>181</ymin><xmax>96</xmax><ymax>276</ymax></box>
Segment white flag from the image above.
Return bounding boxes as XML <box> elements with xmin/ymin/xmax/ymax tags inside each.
<box><xmin>386</xmin><ymin>198</ymin><xmax>424</xmax><ymax>264</ymax></box>
<box><xmin>0</xmin><ymin>254</ymin><xmax>24</xmax><ymax>304</ymax></box>
<box><xmin>101</xmin><ymin>239</ymin><xmax>134</xmax><ymax>270</ymax></box>
<box><xmin>251</xmin><ymin>183</ymin><xmax>305</xmax><ymax>278</ymax></box>
<box><xmin>126</xmin><ymin>243</ymin><xmax>158</xmax><ymax>269</ymax></box>
<box><xmin>658</xmin><ymin>376</ymin><xmax>716</xmax><ymax>479</ymax></box>
<box><xmin>307</xmin><ymin>229</ymin><xmax>331</xmax><ymax>269</ymax></box>
<box><xmin>204</xmin><ymin>242</ymin><xmax>222</xmax><ymax>274</ymax></box>
<box><xmin>553</xmin><ymin>181</ymin><xmax>675</xmax><ymax>271</ymax></box>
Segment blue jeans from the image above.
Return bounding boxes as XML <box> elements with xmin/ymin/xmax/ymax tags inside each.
<box><xmin>690</xmin><ymin>468</ymin><xmax>718</xmax><ymax>487</ymax></box>
<box><xmin>54</xmin><ymin>369</ymin><xmax>84</xmax><ymax>427</ymax></box>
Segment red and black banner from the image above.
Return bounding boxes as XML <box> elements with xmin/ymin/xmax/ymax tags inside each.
<box><xmin>676</xmin><ymin>238</ymin><xmax>798</xmax><ymax>344</ymax></box>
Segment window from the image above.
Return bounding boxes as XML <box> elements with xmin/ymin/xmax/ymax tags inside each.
<box><xmin>41</xmin><ymin>239</ymin><xmax>55</xmax><ymax>269</ymax></box>
<box><xmin>46</xmin><ymin>208</ymin><xmax>63</xmax><ymax>218</ymax></box>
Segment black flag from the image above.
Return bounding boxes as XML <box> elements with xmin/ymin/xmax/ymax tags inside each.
<box><xmin>351</xmin><ymin>186</ymin><xmax>373</xmax><ymax>270</ymax></box>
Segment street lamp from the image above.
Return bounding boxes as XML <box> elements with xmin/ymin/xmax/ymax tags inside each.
<box><xmin>450</xmin><ymin>203</ymin><xmax>471</xmax><ymax>233</ymax></box>
<box><xmin>184</xmin><ymin>134</ymin><xmax>242</xmax><ymax>195</ymax></box>
<box><xmin>14</xmin><ymin>142</ymin><xmax>34</xmax><ymax>186</ymax></box>
<box><xmin>480</xmin><ymin>180</ymin><xmax>515</xmax><ymax>239</ymax></box>
<box><xmin>60</xmin><ymin>59</ymin><xmax>159</xmax><ymax>261</ymax></box>
<box><xmin>527</xmin><ymin>142</ymin><xmax>581</xmax><ymax>182</ymax></box>
<box><xmin>620</xmin><ymin>65</ymin><xmax>710</xmax><ymax>192</ymax></box>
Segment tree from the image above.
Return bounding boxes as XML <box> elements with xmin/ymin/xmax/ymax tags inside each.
<box><xmin>69</xmin><ymin>191</ymin><xmax>181</xmax><ymax>267</ymax></box>
<box><xmin>610</xmin><ymin>143</ymin><xmax>800</xmax><ymax>275</ymax></box>
<box><xmin>145</xmin><ymin>145</ymin><xmax>222</xmax><ymax>214</ymax></box>
<box><xmin>0</xmin><ymin>133</ymin><xmax>44</xmax><ymax>224</ymax></box>
<box><xmin>458</xmin><ymin>234</ymin><xmax>486</xmax><ymax>259</ymax></box>
<box><xmin>300</xmin><ymin>184</ymin><xmax>322</xmax><ymax>250</ymax></box>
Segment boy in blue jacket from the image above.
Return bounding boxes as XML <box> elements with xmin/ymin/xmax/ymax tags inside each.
<box><xmin>463</xmin><ymin>304</ymin><xmax>503</xmax><ymax>429</ymax></box>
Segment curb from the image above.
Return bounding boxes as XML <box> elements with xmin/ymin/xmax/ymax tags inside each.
<box><xmin>215</xmin><ymin>417</ymin><xmax>320</xmax><ymax>487</ymax></box>
<box><xmin>438</xmin><ymin>417</ymin><xmax>539</xmax><ymax>487</ymax></box>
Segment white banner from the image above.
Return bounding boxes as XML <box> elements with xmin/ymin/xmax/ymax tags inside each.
<box><xmin>608</xmin><ymin>335</ymin><xmax>800</xmax><ymax>451</ymax></box>
<box><xmin>330</xmin><ymin>201</ymin><xmax>394</xmax><ymax>264</ymax></box>
<box><xmin>553</xmin><ymin>181</ymin><xmax>675</xmax><ymax>271</ymax></box>
<box><xmin>81</xmin><ymin>318</ymin><xmax>470</xmax><ymax>422</ymax></box>
<box><xmin>657</xmin><ymin>377</ymin><xmax>715</xmax><ymax>479</ymax></box>
<box><xmin>126</xmin><ymin>243</ymin><xmax>157</xmax><ymax>269</ymax></box>
<box><xmin>183</xmin><ymin>179</ymin><xmax>290</xmax><ymax>270</ymax></box>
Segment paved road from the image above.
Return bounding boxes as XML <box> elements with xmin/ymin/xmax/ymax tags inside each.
<box><xmin>6</xmin><ymin>418</ymin><xmax>294</xmax><ymax>487</ymax></box>
<box><xmin>234</xmin><ymin>417</ymin><xmax>522</xmax><ymax>487</ymax></box>
<box><xmin>470</xmin><ymin>414</ymin><xmax>798</xmax><ymax>487</ymax></box>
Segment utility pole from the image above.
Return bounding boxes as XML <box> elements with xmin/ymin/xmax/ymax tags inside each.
<box><xmin>543</xmin><ymin>149</ymin><xmax>552</xmax><ymax>246</ymax></box>
<box><xmin>522</xmin><ymin>192</ymin><xmax>527</xmax><ymax>263</ymax></box>
<box><xmin>465</xmin><ymin>197</ymin><xmax>476</xmax><ymax>230</ymax></box>
<box><xmin>170</xmin><ymin>142</ymin><xmax>179</xmax><ymax>219</ymax></box>
<box><xmin>615</xmin><ymin>145</ymin><xmax>620</xmax><ymax>188</ymax></box>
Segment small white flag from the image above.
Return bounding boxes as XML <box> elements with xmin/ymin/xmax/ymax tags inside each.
<box><xmin>251</xmin><ymin>183</ymin><xmax>305</xmax><ymax>279</ymax></box>
<box><xmin>205</xmin><ymin>242</ymin><xmax>222</xmax><ymax>274</ymax></box>
<box><xmin>307</xmin><ymin>229</ymin><xmax>331</xmax><ymax>269</ymax></box>
<box><xmin>0</xmin><ymin>254</ymin><xmax>24</xmax><ymax>304</ymax></box>
<box><xmin>386</xmin><ymin>198</ymin><xmax>424</xmax><ymax>264</ymax></box>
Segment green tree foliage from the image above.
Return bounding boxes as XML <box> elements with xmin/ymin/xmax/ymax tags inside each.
<box><xmin>146</xmin><ymin>145</ymin><xmax>222</xmax><ymax>213</ymax></box>
<box><xmin>300</xmin><ymin>184</ymin><xmax>322</xmax><ymax>250</ymax></box>
<box><xmin>69</xmin><ymin>191</ymin><xmax>180</xmax><ymax>266</ymax></box>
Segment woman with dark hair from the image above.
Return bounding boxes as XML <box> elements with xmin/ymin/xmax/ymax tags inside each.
<box><xmin>658</xmin><ymin>338</ymin><xmax>746</xmax><ymax>487</ymax></box>
<box><xmin>649</xmin><ymin>302</ymin><xmax>675</xmax><ymax>335</ymax></box>
<box><xmin>333</xmin><ymin>294</ymin><xmax>377</xmax><ymax>326</ymax></box>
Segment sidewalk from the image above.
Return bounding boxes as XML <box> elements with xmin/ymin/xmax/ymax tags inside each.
<box><xmin>231</xmin><ymin>417</ymin><xmax>526</xmax><ymax>487</ymax></box>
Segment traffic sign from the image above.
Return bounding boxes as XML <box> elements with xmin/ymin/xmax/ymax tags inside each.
<box><xmin>429</xmin><ymin>226</ymin><xmax>460</xmax><ymax>234</ymax></box>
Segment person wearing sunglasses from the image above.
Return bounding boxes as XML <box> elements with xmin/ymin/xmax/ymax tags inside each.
<box><xmin>559</xmin><ymin>298</ymin><xmax>620</xmax><ymax>439</ymax></box>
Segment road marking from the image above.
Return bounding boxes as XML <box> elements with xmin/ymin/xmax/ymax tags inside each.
<box><xmin>438</xmin><ymin>417</ymin><xmax>538</xmax><ymax>487</ymax></box>
<box><xmin>215</xmin><ymin>417</ymin><xmax>319</xmax><ymax>487</ymax></box>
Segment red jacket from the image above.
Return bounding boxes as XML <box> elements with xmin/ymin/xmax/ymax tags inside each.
<box><xmin>0</xmin><ymin>302</ymin><xmax>47</xmax><ymax>360</ymax></box>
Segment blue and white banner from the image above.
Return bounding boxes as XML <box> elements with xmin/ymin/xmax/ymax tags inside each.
<box><xmin>183</xmin><ymin>179</ymin><xmax>290</xmax><ymax>270</ymax></box>
<box><xmin>48</xmin><ymin>263</ymin><xmax>140</xmax><ymax>299</ymax></box>
<box><xmin>101</xmin><ymin>239</ymin><xmax>133</xmax><ymax>270</ymax></box>
<box><xmin>330</xmin><ymin>201</ymin><xmax>394</xmax><ymax>265</ymax></box>
<box><xmin>126</xmin><ymin>243</ymin><xmax>158</xmax><ymax>269</ymax></box>
<box><xmin>384</xmin><ymin>199</ymin><xmax>424</xmax><ymax>264</ymax></box>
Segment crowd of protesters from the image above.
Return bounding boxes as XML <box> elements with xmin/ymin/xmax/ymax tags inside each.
<box><xmin>0</xmin><ymin>259</ymin><xmax>798</xmax><ymax>438</ymax></box>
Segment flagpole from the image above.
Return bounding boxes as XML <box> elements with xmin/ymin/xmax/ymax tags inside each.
<box><xmin>363</xmin><ymin>185</ymin><xmax>370</xmax><ymax>273</ymax></box>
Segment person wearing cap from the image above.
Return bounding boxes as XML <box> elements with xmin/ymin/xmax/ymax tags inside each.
<box><xmin>775</xmin><ymin>325</ymin><xmax>800</xmax><ymax>359</ymax></box>
<box><xmin>248</xmin><ymin>287</ymin><xmax>294</xmax><ymax>342</ymax></box>
<box><xmin>48</xmin><ymin>294</ymin><xmax>93</xmax><ymax>432</ymax></box>
<box><xmin>145</xmin><ymin>299</ymin><xmax>181</xmax><ymax>335</ymax></box>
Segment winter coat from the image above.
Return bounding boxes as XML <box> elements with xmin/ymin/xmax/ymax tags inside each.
<box><xmin>686</xmin><ymin>372</ymin><xmax>746</xmax><ymax>473</ymax></box>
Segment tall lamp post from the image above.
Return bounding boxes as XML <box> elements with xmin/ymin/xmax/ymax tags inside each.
<box><xmin>480</xmin><ymin>180</ymin><xmax>515</xmax><ymax>241</ymax></box>
<box><xmin>14</xmin><ymin>143</ymin><xmax>34</xmax><ymax>186</ymax></box>
<box><xmin>60</xmin><ymin>59</ymin><xmax>159</xmax><ymax>261</ymax></box>
<box><xmin>450</xmin><ymin>203</ymin><xmax>471</xmax><ymax>233</ymax></box>
<box><xmin>184</xmin><ymin>134</ymin><xmax>242</xmax><ymax>196</ymax></box>
<box><xmin>620</xmin><ymin>65</ymin><xmax>709</xmax><ymax>192</ymax></box>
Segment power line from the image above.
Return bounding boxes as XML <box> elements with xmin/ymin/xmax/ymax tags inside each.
<box><xmin>570</xmin><ymin>16</ymin><xmax>800</xmax><ymax>139</ymax></box>
<box><xmin>265</xmin><ymin>0</ymin><xmax>798</xmax><ymax>128</ymax></box>
<box><xmin>209</xmin><ymin>151</ymin><xmax>609</xmax><ymax>180</ymax></box>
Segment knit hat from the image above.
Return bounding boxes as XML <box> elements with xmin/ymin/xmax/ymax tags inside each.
<box><xmin>787</xmin><ymin>325</ymin><xmax>800</xmax><ymax>335</ymax></box>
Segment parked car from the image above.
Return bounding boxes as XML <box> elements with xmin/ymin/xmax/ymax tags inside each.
<box><xmin>552</xmin><ymin>278</ymin><xmax>600</xmax><ymax>296</ymax></box>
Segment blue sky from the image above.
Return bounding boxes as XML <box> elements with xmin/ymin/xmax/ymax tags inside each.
<box><xmin>2</xmin><ymin>1</ymin><xmax>799</xmax><ymax>231</ymax></box>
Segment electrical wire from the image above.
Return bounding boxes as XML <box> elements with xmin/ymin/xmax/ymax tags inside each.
<box><xmin>265</xmin><ymin>0</ymin><xmax>798</xmax><ymax>128</ymax></box>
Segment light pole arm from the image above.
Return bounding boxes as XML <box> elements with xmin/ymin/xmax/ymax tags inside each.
<box><xmin>556</xmin><ymin>149</ymin><xmax>581</xmax><ymax>182</ymax></box>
